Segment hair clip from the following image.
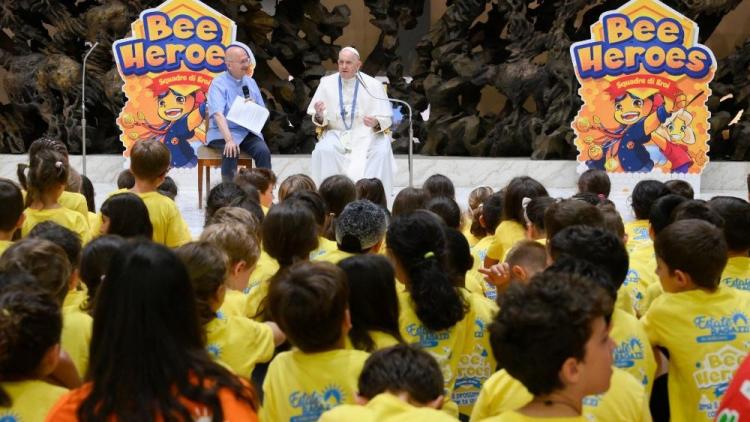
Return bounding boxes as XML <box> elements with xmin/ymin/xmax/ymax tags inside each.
<box><xmin>55</xmin><ymin>161</ymin><xmax>63</xmax><ymax>168</ymax></box>
<box><xmin>522</xmin><ymin>197</ymin><xmax>532</xmax><ymax>225</ymax></box>
<box><xmin>423</xmin><ymin>251</ymin><xmax>435</xmax><ymax>259</ymax></box>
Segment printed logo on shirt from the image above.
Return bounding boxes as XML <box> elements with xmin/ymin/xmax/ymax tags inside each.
<box><xmin>582</xmin><ymin>393</ymin><xmax>602</xmax><ymax>408</ymax></box>
<box><xmin>632</xmin><ymin>227</ymin><xmax>649</xmax><ymax>241</ymax></box>
<box><xmin>406</xmin><ymin>323</ymin><xmax>450</xmax><ymax>348</ymax></box>
<box><xmin>614</xmin><ymin>337</ymin><xmax>645</xmax><ymax>368</ymax></box>
<box><xmin>623</xmin><ymin>269</ymin><xmax>640</xmax><ymax>286</ymax></box>
<box><xmin>694</xmin><ymin>312</ymin><xmax>750</xmax><ymax>343</ymax></box>
<box><xmin>723</xmin><ymin>277</ymin><xmax>750</xmax><ymax>291</ymax></box>
<box><xmin>244</xmin><ymin>280</ymin><xmax>261</xmax><ymax>295</ymax></box>
<box><xmin>0</xmin><ymin>411</ymin><xmax>20</xmax><ymax>422</ymax></box>
<box><xmin>288</xmin><ymin>384</ymin><xmax>345</xmax><ymax>422</ymax></box>
<box><xmin>693</xmin><ymin>345</ymin><xmax>746</xmax><ymax>418</ymax></box>
<box><xmin>206</xmin><ymin>343</ymin><xmax>221</xmax><ymax>358</ymax></box>
<box><xmin>453</xmin><ymin>344</ymin><xmax>493</xmax><ymax>406</ymax></box>
<box><xmin>716</xmin><ymin>408</ymin><xmax>739</xmax><ymax>422</ymax></box>
<box><xmin>484</xmin><ymin>282</ymin><xmax>498</xmax><ymax>301</ymax></box>
<box><xmin>474</xmin><ymin>319</ymin><xmax>486</xmax><ymax>338</ymax></box>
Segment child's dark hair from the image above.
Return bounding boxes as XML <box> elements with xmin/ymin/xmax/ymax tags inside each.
<box><xmin>357</xmin><ymin>344</ymin><xmax>443</xmax><ymax>403</ymax></box>
<box><xmin>204</xmin><ymin>182</ymin><xmax>250</xmax><ymax>226</ymax></box>
<box><xmin>28</xmin><ymin>221</ymin><xmax>82</xmax><ymax>269</ymax></box>
<box><xmin>577</xmin><ymin>169</ymin><xmax>611</xmax><ymax>198</ymax></box>
<box><xmin>320</xmin><ymin>175</ymin><xmax>356</xmax><ymax>240</ymax></box>
<box><xmin>79</xmin><ymin>235</ymin><xmax>127</xmax><ymax>313</ymax></box>
<box><xmin>503</xmin><ymin>176</ymin><xmax>548</xmax><ymax>226</ymax></box>
<box><xmin>544</xmin><ymin>198</ymin><xmax>605</xmax><ymax>241</ymax></box>
<box><xmin>81</xmin><ymin>175</ymin><xmax>95</xmax><ymax>212</ymax></box>
<box><xmin>284</xmin><ymin>191</ymin><xmax>328</xmax><ymax>229</ymax></box>
<box><xmin>278</xmin><ymin>174</ymin><xmax>316</xmax><ymax>202</ymax></box>
<box><xmin>100</xmin><ymin>192</ymin><xmax>154</xmax><ymax>239</ymax></box>
<box><xmin>116</xmin><ymin>169</ymin><xmax>135</xmax><ymax>190</ymax></box>
<box><xmin>426</xmin><ymin>197</ymin><xmax>461</xmax><ymax>229</ymax></box>
<box><xmin>268</xmin><ymin>261</ymin><xmax>349</xmax><ymax>352</ymax></box>
<box><xmin>672</xmin><ymin>199</ymin><xmax>725</xmax><ymax>228</ymax></box>
<box><xmin>262</xmin><ymin>202</ymin><xmax>318</xmax><ymax>267</ymax></box>
<box><xmin>443</xmin><ymin>227</ymin><xmax>474</xmax><ymax>285</ymax></box>
<box><xmin>597</xmin><ymin>203</ymin><xmax>625</xmax><ymax>239</ymax></box>
<box><xmin>338</xmin><ymin>255</ymin><xmax>404</xmax><ymax>352</ymax></box>
<box><xmin>524</xmin><ymin>196</ymin><xmax>555</xmax><ymax>234</ymax></box>
<box><xmin>0</xmin><ymin>178</ymin><xmax>23</xmax><ymax>233</ymax></box>
<box><xmin>480</xmin><ymin>192</ymin><xmax>504</xmax><ymax>235</ymax></box>
<box><xmin>648</xmin><ymin>194</ymin><xmax>687</xmax><ymax>235</ymax></box>
<box><xmin>708</xmin><ymin>196</ymin><xmax>750</xmax><ymax>253</ymax></box>
<box><xmin>157</xmin><ymin>176</ymin><xmax>178</xmax><ymax>200</ymax></box>
<box><xmin>16</xmin><ymin>137</ymin><xmax>69</xmax><ymax>192</ymax></box>
<box><xmin>654</xmin><ymin>219</ymin><xmax>727</xmax><ymax>290</ymax></box>
<box><xmin>386</xmin><ymin>210</ymin><xmax>467</xmax><ymax>331</ymax></box>
<box><xmin>571</xmin><ymin>192</ymin><xmax>603</xmax><ymax>206</ymax></box>
<box><xmin>489</xmin><ymin>272</ymin><xmax>612</xmax><ymax>395</ymax></box>
<box><xmin>235</xmin><ymin>167</ymin><xmax>277</xmax><ymax>194</ymax></box>
<box><xmin>546</xmin><ymin>256</ymin><xmax>618</xmax><ymax>308</ymax></box>
<box><xmin>549</xmin><ymin>225</ymin><xmax>629</xmax><ymax>292</ymax></box>
<box><xmin>665</xmin><ymin>179</ymin><xmax>694</xmax><ymax>199</ymax></box>
<box><xmin>129</xmin><ymin>139</ymin><xmax>170</xmax><ymax>180</ymax></box>
<box><xmin>392</xmin><ymin>187</ymin><xmax>428</xmax><ymax>216</ymax></box>
<box><xmin>423</xmin><ymin>174</ymin><xmax>455</xmax><ymax>200</ymax></box>
<box><xmin>175</xmin><ymin>242</ymin><xmax>228</xmax><ymax>326</ymax></box>
<box><xmin>0</xmin><ymin>283</ymin><xmax>62</xmax><ymax>406</ymax></box>
<box><xmin>631</xmin><ymin>180</ymin><xmax>670</xmax><ymax>220</ymax></box>
<box><xmin>25</xmin><ymin>149</ymin><xmax>69</xmax><ymax>207</ymax></box>
<box><xmin>355</xmin><ymin>178</ymin><xmax>387</xmax><ymax>210</ymax></box>
<box><xmin>467</xmin><ymin>186</ymin><xmax>494</xmax><ymax>238</ymax></box>
<box><xmin>335</xmin><ymin>200</ymin><xmax>387</xmax><ymax>253</ymax></box>
<box><xmin>0</xmin><ymin>238</ymin><xmax>71</xmax><ymax>304</ymax></box>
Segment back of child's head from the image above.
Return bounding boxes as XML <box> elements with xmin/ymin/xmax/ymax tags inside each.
<box><xmin>386</xmin><ymin>210</ymin><xmax>467</xmax><ymax>331</ymax></box>
<box><xmin>708</xmin><ymin>196</ymin><xmax>750</xmax><ymax>253</ymax></box>
<box><xmin>631</xmin><ymin>180</ymin><xmax>670</xmax><ymax>220</ymax></box>
<box><xmin>117</xmin><ymin>169</ymin><xmax>135</xmax><ymax>190</ymax></box>
<box><xmin>25</xmin><ymin>149</ymin><xmax>69</xmax><ymax>206</ymax></box>
<box><xmin>129</xmin><ymin>139</ymin><xmax>170</xmax><ymax>180</ymax></box>
<box><xmin>357</xmin><ymin>344</ymin><xmax>443</xmax><ymax>404</ymax></box>
<box><xmin>423</xmin><ymin>174</ymin><xmax>455</xmax><ymax>200</ymax></box>
<box><xmin>503</xmin><ymin>176</ymin><xmax>548</xmax><ymax>225</ymax></box>
<box><xmin>206</xmin><ymin>206</ymin><xmax>261</xmax><ymax>239</ymax></box>
<box><xmin>655</xmin><ymin>219</ymin><xmax>727</xmax><ymax>290</ymax></box>
<box><xmin>577</xmin><ymin>169</ymin><xmax>611</xmax><ymax>198</ymax></box>
<box><xmin>204</xmin><ymin>181</ymin><xmax>250</xmax><ymax>226</ymax></box>
<box><xmin>571</xmin><ymin>191</ymin><xmax>603</xmax><ymax>206</ymax></box>
<box><xmin>544</xmin><ymin>198</ymin><xmax>605</xmax><ymax>241</ymax></box>
<box><xmin>284</xmin><ymin>190</ymin><xmax>328</xmax><ymax>230</ymax></box>
<box><xmin>489</xmin><ymin>271</ymin><xmax>613</xmax><ymax>396</ymax></box>
<box><xmin>648</xmin><ymin>194</ymin><xmax>687</xmax><ymax>235</ymax></box>
<box><xmin>0</xmin><ymin>178</ymin><xmax>23</xmax><ymax>234</ymax></box>
<box><xmin>262</xmin><ymin>202</ymin><xmax>318</xmax><ymax>266</ymax></box>
<box><xmin>231</xmin><ymin>195</ymin><xmax>265</xmax><ymax>225</ymax></box>
<box><xmin>479</xmin><ymin>191</ymin><xmax>504</xmax><ymax>235</ymax></box>
<box><xmin>545</xmin><ymin>256</ymin><xmax>618</xmax><ymax>307</ymax></box>
<box><xmin>157</xmin><ymin>176</ymin><xmax>178</xmax><ymax>200</ymax></box>
<box><xmin>467</xmin><ymin>186</ymin><xmax>494</xmax><ymax>238</ymax></box>
<box><xmin>268</xmin><ymin>261</ymin><xmax>349</xmax><ymax>352</ymax></box>
<box><xmin>338</xmin><ymin>255</ymin><xmax>403</xmax><ymax>352</ymax></box>
<box><xmin>200</xmin><ymin>222</ymin><xmax>259</xmax><ymax>268</ymax></box>
<box><xmin>672</xmin><ymin>199</ymin><xmax>725</xmax><ymax>228</ymax></box>
<box><xmin>355</xmin><ymin>178</ymin><xmax>387</xmax><ymax>210</ymax></box>
<box><xmin>549</xmin><ymin>225</ymin><xmax>629</xmax><ymax>292</ymax></box>
<box><xmin>597</xmin><ymin>203</ymin><xmax>625</xmax><ymax>240</ymax></box>
<box><xmin>235</xmin><ymin>167</ymin><xmax>277</xmax><ymax>195</ymax></box>
<box><xmin>524</xmin><ymin>196</ymin><xmax>555</xmax><ymax>236</ymax></box>
<box><xmin>278</xmin><ymin>173</ymin><xmax>316</xmax><ymax>202</ymax></box>
<box><xmin>335</xmin><ymin>200</ymin><xmax>387</xmax><ymax>253</ymax></box>
<box><xmin>442</xmin><ymin>227</ymin><xmax>474</xmax><ymax>283</ymax></box>
<box><xmin>81</xmin><ymin>175</ymin><xmax>96</xmax><ymax>212</ymax></box>
<box><xmin>392</xmin><ymin>187</ymin><xmax>428</xmax><ymax>216</ymax></box>
<box><xmin>504</xmin><ymin>240</ymin><xmax>547</xmax><ymax>282</ymax></box>
<box><xmin>320</xmin><ymin>175</ymin><xmax>356</xmax><ymax>239</ymax></box>
<box><xmin>174</xmin><ymin>241</ymin><xmax>228</xmax><ymax>325</ymax></box>
<box><xmin>79</xmin><ymin>235</ymin><xmax>127</xmax><ymax>312</ymax></box>
<box><xmin>17</xmin><ymin>137</ymin><xmax>69</xmax><ymax>192</ymax></box>
<box><xmin>28</xmin><ymin>221</ymin><xmax>82</xmax><ymax>270</ymax></box>
<box><xmin>0</xmin><ymin>238</ymin><xmax>70</xmax><ymax>304</ymax></box>
<box><xmin>100</xmin><ymin>192</ymin><xmax>153</xmax><ymax>239</ymax></box>
<box><xmin>425</xmin><ymin>196</ymin><xmax>461</xmax><ymax>229</ymax></box>
<box><xmin>665</xmin><ymin>179</ymin><xmax>694</xmax><ymax>199</ymax></box>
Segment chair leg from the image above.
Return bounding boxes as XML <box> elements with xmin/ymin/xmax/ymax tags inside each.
<box><xmin>206</xmin><ymin>165</ymin><xmax>211</xmax><ymax>199</ymax></box>
<box><xmin>198</xmin><ymin>162</ymin><xmax>203</xmax><ymax>209</ymax></box>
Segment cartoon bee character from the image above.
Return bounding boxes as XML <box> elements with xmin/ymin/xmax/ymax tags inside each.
<box><xmin>651</xmin><ymin>109</ymin><xmax>695</xmax><ymax>173</ymax></box>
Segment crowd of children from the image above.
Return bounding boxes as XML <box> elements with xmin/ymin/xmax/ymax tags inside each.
<box><xmin>2</xmin><ymin>136</ymin><xmax>750</xmax><ymax>422</ymax></box>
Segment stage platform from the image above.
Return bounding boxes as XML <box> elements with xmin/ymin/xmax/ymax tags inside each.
<box><xmin>2</xmin><ymin>154</ymin><xmax>747</xmax><ymax>237</ymax></box>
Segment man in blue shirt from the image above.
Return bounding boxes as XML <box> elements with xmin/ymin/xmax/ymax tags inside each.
<box><xmin>207</xmin><ymin>43</ymin><xmax>271</xmax><ymax>181</ymax></box>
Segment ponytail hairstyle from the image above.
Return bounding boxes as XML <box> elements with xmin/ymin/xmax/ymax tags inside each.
<box><xmin>467</xmin><ymin>186</ymin><xmax>494</xmax><ymax>238</ymax></box>
<box><xmin>17</xmin><ymin>136</ymin><xmax>69</xmax><ymax>191</ymax></box>
<box><xmin>0</xmin><ymin>282</ymin><xmax>62</xmax><ymax>407</ymax></box>
<box><xmin>502</xmin><ymin>176</ymin><xmax>548</xmax><ymax>226</ymax></box>
<box><xmin>25</xmin><ymin>149</ymin><xmax>69</xmax><ymax>207</ymax></box>
<box><xmin>386</xmin><ymin>210</ymin><xmax>467</xmax><ymax>331</ymax></box>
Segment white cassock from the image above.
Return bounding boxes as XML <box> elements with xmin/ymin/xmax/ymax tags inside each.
<box><xmin>308</xmin><ymin>72</ymin><xmax>397</xmax><ymax>195</ymax></box>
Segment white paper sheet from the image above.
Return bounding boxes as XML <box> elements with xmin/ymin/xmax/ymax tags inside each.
<box><xmin>226</xmin><ymin>96</ymin><xmax>270</xmax><ymax>136</ymax></box>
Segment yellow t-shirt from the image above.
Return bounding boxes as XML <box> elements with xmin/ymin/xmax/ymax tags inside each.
<box><xmin>134</xmin><ymin>190</ymin><xmax>191</xmax><ymax>247</ymax></box>
<box><xmin>205</xmin><ymin>314</ymin><xmax>275</xmax><ymax>378</ymax></box>
<box><xmin>641</xmin><ymin>286</ymin><xmax>750</xmax><ymax>422</ymax></box>
<box><xmin>345</xmin><ymin>330</ymin><xmax>401</xmax><ymax>352</ymax></box>
<box><xmin>639</xmin><ymin>282</ymin><xmax>663</xmax><ymax>315</ymax></box>
<box><xmin>313</xmin><ymin>248</ymin><xmax>356</xmax><ymax>264</ymax></box>
<box><xmin>470</xmin><ymin>368</ymin><xmax>650</xmax><ymax>422</ymax></box>
<box><xmin>58</xmin><ymin>191</ymin><xmax>89</xmax><ymax>219</ymax></box>
<box><xmin>398</xmin><ymin>290</ymin><xmax>470</xmax><ymax>417</ymax></box>
<box><xmin>467</xmin><ymin>236</ymin><xmax>498</xmax><ymax>301</ymax></box>
<box><xmin>483</xmin><ymin>410</ymin><xmax>585</xmax><ymax>422</ymax></box>
<box><xmin>610</xmin><ymin>309</ymin><xmax>656</xmax><ymax>396</ymax></box>
<box><xmin>310</xmin><ymin>236</ymin><xmax>338</xmax><ymax>260</ymax></box>
<box><xmin>624</xmin><ymin>219</ymin><xmax>651</xmax><ymax>254</ymax></box>
<box><xmin>62</xmin><ymin>301</ymin><xmax>93</xmax><ymax>377</ymax></box>
<box><xmin>64</xmin><ymin>288</ymin><xmax>87</xmax><ymax>314</ymax></box>
<box><xmin>218</xmin><ymin>289</ymin><xmax>248</xmax><ymax>319</ymax></box>
<box><xmin>721</xmin><ymin>256</ymin><xmax>750</xmax><ymax>291</ymax></box>
<box><xmin>319</xmin><ymin>392</ymin><xmax>458</xmax><ymax>422</ymax></box>
<box><xmin>453</xmin><ymin>291</ymin><xmax>499</xmax><ymax>417</ymax></box>
<box><xmin>22</xmin><ymin>207</ymin><xmax>91</xmax><ymax>244</ymax></box>
<box><xmin>245</xmin><ymin>250</ymin><xmax>279</xmax><ymax>319</ymax></box>
<box><xmin>486</xmin><ymin>221</ymin><xmax>526</xmax><ymax>261</ymax></box>
<box><xmin>260</xmin><ymin>348</ymin><xmax>369</xmax><ymax>422</ymax></box>
<box><xmin>86</xmin><ymin>212</ymin><xmax>99</xmax><ymax>236</ymax></box>
<box><xmin>0</xmin><ymin>379</ymin><xmax>68</xmax><ymax>421</ymax></box>
<box><xmin>617</xmin><ymin>244</ymin><xmax>658</xmax><ymax>317</ymax></box>
<box><xmin>0</xmin><ymin>240</ymin><xmax>13</xmax><ymax>256</ymax></box>
<box><xmin>262</xmin><ymin>205</ymin><xmax>270</xmax><ymax>215</ymax></box>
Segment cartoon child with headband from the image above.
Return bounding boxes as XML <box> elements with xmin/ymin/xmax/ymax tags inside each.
<box><xmin>651</xmin><ymin>108</ymin><xmax>695</xmax><ymax>173</ymax></box>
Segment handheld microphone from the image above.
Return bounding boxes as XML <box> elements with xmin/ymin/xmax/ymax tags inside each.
<box><xmin>242</xmin><ymin>85</ymin><xmax>250</xmax><ymax>100</ymax></box>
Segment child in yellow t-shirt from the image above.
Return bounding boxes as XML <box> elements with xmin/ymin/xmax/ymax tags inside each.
<box><xmin>320</xmin><ymin>344</ymin><xmax>457</xmax><ymax>422</ymax></box>
<box><xmin>320</xmin><ymin>175</ymin><xmax>357</xmax><ymax>241</ymax></box>
<box><xmin>235</xmin><ymin>167</ymin><xmax>277</xmax><ymax>211</ymax></box>
<box><xmin>262</xmin><ymin>261</ymin><xmax>370</xmax><ymax>421</ymax></box>
<box><xmin>0</xmin><ymin>178</ymin><xmax>24</xmax><ymax>255</ymax></box>
<box><xmin>314</xmin><ymin>200</ymin><xmax>387</xmax><ymax>265</ymax></box>
<box><xmin>624</xmin><ymin>180</ymin><xmax>670</xmax><ymax>253</ymax></box>
<box><xmin>0</xmin><ymin>281</ymin><xmax>69</xmax><ymax>421</ymax></box>
<box><xmin>99</xmin><ymin>192</ymin><xmax>154</xmax><ymax>239</ymax></box>
<box><xmin>523</xmin><ymin>196</ymin><xmax>555</xmax><ymax>243</ymax></box>
<box><xmin>20</xmin><ymin>149</ymin><xmax>91</xmax><ymax>244</ymax></box>
<box><xmin>337</xmin><ymin>255</ymin><xmax>404</xmax><ymax>352</ymax></box>
<box><xmin>174</xmin><ymin>241</ymin><xmax>283</xmax><ymax>378</ymax></box>
<box><xmin>462</xmin><ymin>186</ymin><xmax>494</xmax><ymax>247</ymax></box>
<box><xmin>642</xmin><ymin>219</ymin><xmax>750</xmax><ymax>422</ymax></box>
<box><xmin>467</xmin><ymin>192</ymin><xmax>504</xmax><ymax>300</ymax></box>
<box><xmin>280</xmin><ymin>191</ymin><xmax>337</xmax><ymax>260</ymax></box>
<box><xmin>708</xmin><ymin>196</ymin><xmax>750</xmax><ymax>291</ymax></box>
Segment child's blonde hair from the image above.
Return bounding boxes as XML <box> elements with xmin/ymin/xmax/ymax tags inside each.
<box><xmin>200</xmin><ymin>223</ymin><xmax>260</xmax><ymax>267</ymax></box>
<box><xmin>655</xmin><ymin>109</ymin><xmax>695</xmax><ymax>145</ymax></box>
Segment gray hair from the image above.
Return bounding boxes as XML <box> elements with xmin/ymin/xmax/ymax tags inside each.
<box><xmin>335</xmin><ymin>200</ymin><xmax>386</xmax><ymax>252</ymax></box>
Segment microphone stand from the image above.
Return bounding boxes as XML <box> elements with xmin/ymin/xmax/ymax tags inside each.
<box><xmin>81</xmin><ymin>41</ymin><xmax>98</xmax><ymax>176</ymax></box>
<box><xmin>356</xmin><ymin>72</ymin><xmax>416</xmax><ymax>187</ymax></box>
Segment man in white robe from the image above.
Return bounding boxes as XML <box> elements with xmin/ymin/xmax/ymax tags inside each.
<box><xmin>307</xmin><ymin>47</ymin><xmax>397</xmax><ymax>195</ymax></box>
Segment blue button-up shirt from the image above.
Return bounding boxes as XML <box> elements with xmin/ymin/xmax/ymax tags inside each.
<box><xmin>206</xmin><ymin>71</ymin><xmax>266</xmax><ymax>143</ymax></box>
